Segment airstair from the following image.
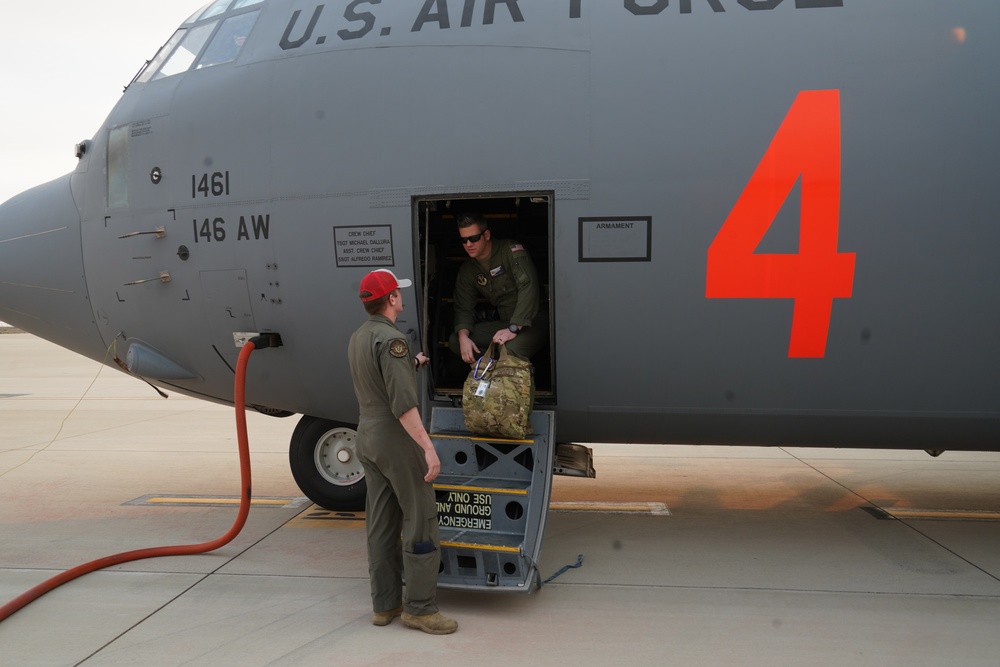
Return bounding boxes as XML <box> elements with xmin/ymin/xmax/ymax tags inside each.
<box><xmin>429</xmin><ymin>407</ymin><xmax>555</xmax><ymax>592</ymax></box>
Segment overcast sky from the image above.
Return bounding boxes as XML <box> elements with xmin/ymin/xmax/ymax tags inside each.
<box><xmin>0</xmin><ymin>3</ymin><xmax>201</xmax><ymax>205</ymax></box>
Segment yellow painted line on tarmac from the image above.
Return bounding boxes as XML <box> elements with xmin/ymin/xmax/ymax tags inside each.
<box><xmin>884</xmin><ymin>508</ymin><xmax>1000</xmax><ymax>521</ymax></box>
<box><xmin>125</xmin><ymin>494</ymin><xmax>311</xmax><ymax>509</ymax></box>
<box><xmin>148</xmin><ymin>497</ymin><xmax>289</xmax><ymax>507</ymax></box>
<box><xmin>549</xmin><ymin>501</ymin><xmax>671</xmax><ymax>515</ymax></box>
<box><xmin>0</xmin><ymin>396</ymin><xmax>178</xmax><ymax>401</ymax></box>
<box><xmin>287</xmin><ymin>510</ymin><xmax>365</xmax><ymax>527</ymax></box>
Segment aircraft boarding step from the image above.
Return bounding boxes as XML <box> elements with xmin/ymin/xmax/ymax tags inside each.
<box><xmin>430</xmin><ymin>407</ymin><xmax>555</xmax><ymax>592</ymax></box>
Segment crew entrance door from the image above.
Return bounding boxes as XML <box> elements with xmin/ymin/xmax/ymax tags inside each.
<box><xmin>414</xmin><ymin>194</ymin><xmax>555</xmax><ymax>404</ymax></box>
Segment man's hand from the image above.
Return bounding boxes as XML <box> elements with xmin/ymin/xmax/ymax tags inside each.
<box><xmin>492</xmin><ymin>327</ymin><xmax>518</xmax><ymax>346</ymax></box>
<box><xmin>398</xmin><ymin>407</ymin><xmax>441</xmax><ymax>483</ymax></box>
<box><xmin>415</xmin><ymin>351</ymin><xmax>430</xmax><ymax>368</ymax></box>
<box><xmin>458</xmin><ymin>331</ymin><xmax>481</xmax><ymax>364</ymax></box>
<box><xmin>423</xmin><ymin>447</ymin><xmax>441</xmax><ymax>483</ymax></box>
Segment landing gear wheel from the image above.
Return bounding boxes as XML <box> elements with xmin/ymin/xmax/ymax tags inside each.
<box><xmin>289</xmin><ymin>415</ymin><xmax>366</xmax><ymax>511</ymax></box>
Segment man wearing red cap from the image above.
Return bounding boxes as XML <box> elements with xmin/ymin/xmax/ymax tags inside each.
<box><xmin>347</xmin><ymin>269</ymin><xmax>458</xmax><ymax>635</ymax></box>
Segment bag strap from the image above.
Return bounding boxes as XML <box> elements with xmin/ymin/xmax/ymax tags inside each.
<box><xmin>496</xmin><ymin>342</ymin><xmax>532</xmax><ymax>368</ymax></box>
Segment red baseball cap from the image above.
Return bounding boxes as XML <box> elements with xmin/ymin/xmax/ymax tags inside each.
<box><xmin>359</xmin><ymin>269</ymin><xmax>413</xmax><ymax>302</ymax></box>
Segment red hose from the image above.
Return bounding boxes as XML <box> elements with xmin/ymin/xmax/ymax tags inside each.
<box><xmin>0</xmin><ymin>340</ymin><xmax>259</xmax><ymax>622</ymax></box>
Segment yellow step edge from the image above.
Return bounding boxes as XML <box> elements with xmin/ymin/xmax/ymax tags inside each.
<box><xmin>441</xmin><ymin>540</ymin><xmax>521</xmax><ymax>554</ymax></box>
<box><xmin>431</xmin><ymin>433</ymin><xmax>534</xmax><ymax>444</ymax></box>
<box><xmin>433</xmin><ymin>484</ymin><xmax>528</xmax><ymax>496</ymax></box>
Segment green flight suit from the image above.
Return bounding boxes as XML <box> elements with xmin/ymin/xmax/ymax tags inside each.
<box><xmin>451</xmin><ymin>239</ymin><xmax>548</xmax><ymax>361</ymax></box>
<box><xmin>347</xmin><ymin>314</ymin><xmax>440</xmax><ymax>617</ymax></box>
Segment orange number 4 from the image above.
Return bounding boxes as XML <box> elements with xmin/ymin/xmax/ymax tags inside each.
<box><xmin>706</xmin><ymin>90</ymin><xmax>856</xmax><ymax>358</ymax></box>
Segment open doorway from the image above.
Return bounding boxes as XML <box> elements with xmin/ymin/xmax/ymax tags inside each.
<box><xmin>415</xmin><ymin>193</ymin><xmax>554</xmax><ymax>404</ymax></box>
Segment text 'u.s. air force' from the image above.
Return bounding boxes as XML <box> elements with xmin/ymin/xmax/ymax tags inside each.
<box><xmin>280</xmin><ymin>0</ymin><xmax>844</xmax><ymax>50</ymax></box>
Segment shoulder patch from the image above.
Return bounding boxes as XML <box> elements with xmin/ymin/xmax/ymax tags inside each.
<box><xmin>476</xmin><ymin>273</ymin><xmax>488</xmax><ymax>287</ymax></box>
<box><xmin>509</xmin><ymin>242</ymin><xmax>525</xmax><ymax>253</ymax></box>
<box><xmin>389</xmin><ymin>339</ymin><xmax>409</xmax><ymax>359</ymax></box>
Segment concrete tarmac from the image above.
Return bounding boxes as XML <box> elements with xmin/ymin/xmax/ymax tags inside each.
<box><xmin>1</xmin><ymin>333</ymin><xmax>999</xmax><ymax>666</ymax></box>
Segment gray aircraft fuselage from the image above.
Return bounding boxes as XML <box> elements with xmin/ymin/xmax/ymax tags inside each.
<box><xmin>2</xmin><ymin>0</ymin><xmax>998</xmax><ymax>462</ymax></box>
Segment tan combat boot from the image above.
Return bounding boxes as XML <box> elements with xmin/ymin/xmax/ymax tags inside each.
<box><xmin>371</xmin><ymin>606</ymin><xmax>403</xmax><ymax>626</ymax></box>
<box><xmin>401</xmin><ymin>611</ymin><xmax>458</xmax><ymax>635</ymax></box>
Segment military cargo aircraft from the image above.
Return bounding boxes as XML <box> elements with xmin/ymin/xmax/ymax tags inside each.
<box><xmin>1</xmin><ymin>0</ymin><xmax>998</xmax><ymax>511</ymax></box>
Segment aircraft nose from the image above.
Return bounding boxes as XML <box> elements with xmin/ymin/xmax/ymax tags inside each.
<box><xmin>0</xmin><ymin>175</ymin><xmax>106</xmax><ymax>357</ymax></box>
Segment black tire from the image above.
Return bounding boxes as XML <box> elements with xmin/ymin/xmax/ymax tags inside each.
<box><xmin>288</xmin><ymin>415</ymin><xmax>366</xmax><ymax>511</ymax></box>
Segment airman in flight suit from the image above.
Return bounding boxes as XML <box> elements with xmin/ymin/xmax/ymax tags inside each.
<box><xmin>347</xmin><ymin>268</ymin><xmax>458</xmax><ymax>635</ymax></box>
<box><xmin>450</xmin><ymin>213</ymin><xmax>549</xmax><ymax>363</ymax></box>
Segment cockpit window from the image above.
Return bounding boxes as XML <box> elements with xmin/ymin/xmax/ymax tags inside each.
<box><xmin>198</xmin><ymin>0</ymin><xmax>233</xmax><ymax>21</ymax></box>
<box><xmin>197</xmin><ymin>11</ymin><xmax>260</xmax><ymax>69</ymax></box>
<box><xmin>184</xmin><ymin>6</ymin><xmax>204</xmax><ymax>25</ymax></box>
<box><xmin>154</xmin><ymin>22</ymin><xmax>217</xmax><ymax>80</ymax></box>
<box><xmin>184</xmin><ymin>5</ymin><xmax>208</xmax><ymax>25</ymax></box>
<box><xmin>140</xmin><ymin>2</ymin><xmax>263</xmax><ymax>82</ymax></box>
<box><xmin>134</xmin><ymin>29</ymin><xmax>187</xmax><ymax>84</ymax></box>
<box><xmin>187</xmin><ymin>0</ymin><xmax>263</xmax><ymax>24</ymax></box>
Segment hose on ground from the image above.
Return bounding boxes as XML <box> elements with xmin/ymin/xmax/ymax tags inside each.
<box><xmin>0</xmin><ymin>338</ymin><xmax>267</xmax><ymax>623</ymax></box>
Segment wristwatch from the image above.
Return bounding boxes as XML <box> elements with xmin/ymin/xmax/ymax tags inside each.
<box><xmin>508</xmin><ymin>324</ymin><xmax>520</xmax><ymax>333</ymax></box>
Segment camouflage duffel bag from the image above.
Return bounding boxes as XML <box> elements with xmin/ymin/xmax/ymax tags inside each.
<box><xmin>462</xmin><ymin>342</ymin><xmax>534</xmax><ymax>439</ymax></box>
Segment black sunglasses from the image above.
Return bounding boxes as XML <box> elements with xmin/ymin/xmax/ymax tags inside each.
<box><xmin>460</xmin><ymin>231</ymin><xmax>485</xmax><ymax>245</ymax></box>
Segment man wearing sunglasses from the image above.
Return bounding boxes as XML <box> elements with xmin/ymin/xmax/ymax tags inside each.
<box><xmin>450</xmin><ymin>213</ymin><xmax>548</xmax><ymax>364</ymax></box>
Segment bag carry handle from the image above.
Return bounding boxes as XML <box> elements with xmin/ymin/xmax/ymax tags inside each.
<box><xmin>472</xmin><ymin>341</ymin><xmax>514</xmax><ymax>380</ymax></box>
<box><xmin>472</xmin><ymin>342</ymin><xmax>497</xmax><ymax>380</ymax></box>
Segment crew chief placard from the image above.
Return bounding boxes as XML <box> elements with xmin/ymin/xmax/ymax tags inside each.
<box><xmin>334</xmin><ymin>225</ymin><xmax>395</xmax><ymax>267</ymax></box>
